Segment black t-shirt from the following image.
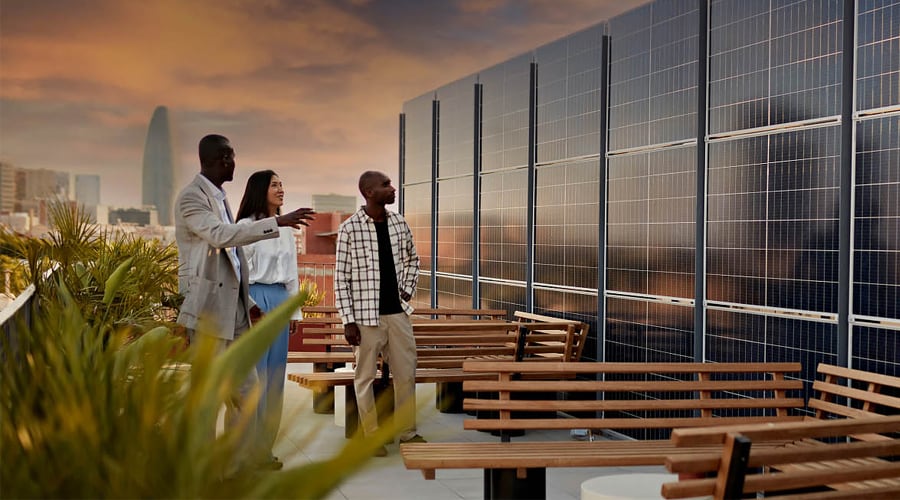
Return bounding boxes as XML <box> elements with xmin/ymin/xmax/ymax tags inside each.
<box><xmin>375</xmin><ymin>220</ymin><xmax>403</xmax><ymax>315</ymax></box>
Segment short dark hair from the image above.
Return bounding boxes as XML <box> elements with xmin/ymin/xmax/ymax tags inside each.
<box><xmin>236</xmin><ymin>170</ymin><xmax>280</xmax><ymax>221</ymax></box>
<box><xmin>198</xmin><ymin>134</ymin><xmax>229</xmax><ymax>166</ymax></box>
<box><xmin>358</xmin><ymin>170</ymin><xmax>384</xmax><ymax>197</ymax></box>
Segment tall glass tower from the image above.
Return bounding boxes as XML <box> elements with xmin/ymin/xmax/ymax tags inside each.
<box><xmin>141</xmin><ymin>106</ymin><xmax>174</xmax><ymax>226</ymax></box>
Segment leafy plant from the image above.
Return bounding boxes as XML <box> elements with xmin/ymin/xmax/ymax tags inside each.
<box><xmin>3</xmin><ymin>202</ymin><xmax>180</xmax><ymax>336</ymax></box>
<box><xmin>0</xmin><ymin>226</ymin><xmax>30</xmax><ymax>298</ymax></box>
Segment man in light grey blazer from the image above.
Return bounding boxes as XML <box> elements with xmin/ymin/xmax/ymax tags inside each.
<box><xmin>174</xmin><ymin>134</ymin><xmax>314</xmax><ymax>471</ymax></box>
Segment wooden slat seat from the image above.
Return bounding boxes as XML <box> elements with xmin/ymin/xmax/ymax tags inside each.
<box><xmin>288</xmin><ymin>367</ymin><xmax>498</xmax><ymax>389</ymax></box>
<box><xmin>403</xmin><ymin>441</ymin><xmax>736</xmax><ymax>481</ymax></box>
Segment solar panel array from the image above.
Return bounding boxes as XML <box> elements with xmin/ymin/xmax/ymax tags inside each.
<box><xmin>399</xmin><ymin>0</ymin><xmax>899</xmax><ymax>375</ymax></box>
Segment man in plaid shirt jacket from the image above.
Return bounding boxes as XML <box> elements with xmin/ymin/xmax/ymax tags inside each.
<box><xmin>335</xmin><ymin>170</ymin><xmax>424</xmax><ymax>456</ymax></box>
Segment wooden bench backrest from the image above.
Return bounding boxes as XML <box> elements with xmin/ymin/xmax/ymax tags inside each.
<box><xmin>299</xmin><ymin>305</ymin><xmax>339</xmax><ymax>319</ymax></box>
<box><xmin>411</xmin><ymin>308</ymin><xmax>507</xmax><ymax>320</ymax></box>
<box><xmin>412</xmin><ymin>322</ymin><xmax>520</xmax><ymax>368</ymax></box>
<box><xmin>662</xmin><ymin>415</ymin><xmax>900</xmax><ymax>499</ymax></box>
<box><xmin>300</xmin><ymin>321</ymin><xmax>521</xmax><ymax>369</ymax></box>
<box><xmin>514</xmin><ymin>322</ymin><xmax>578</xmax><ymax>362</ymax></box>
<box><xmin>300</xmin><ymin>321</ymin><xmax>578</xmax><ymax>368</ymax></box>
<box><xmin>301</xmin><ymin>321</ymin><xmax>516</xmax><ymax>343</ymax></box>
<box><xmin>810</xmin><ymin>363</ymin><xmax>900</xmax><ymax>422</ymax></box>
<box><xmin>301</xmin><ymin>305</ymin><xmax>507</xmax><ymax>320</ymax></box>
<box><xmin>461</xmin><ymin>362</ymin><xmax>805</xmax><ymax>433</ymax></box>
<box><xmin>297</xmin><ymin>308</ymin><xmax>588</xmax><ymax>365</ymax></box>
<box><xmin>513</xmin><ymin>311</ymin><xmax>589</xmax><ymax>362</ymax></box>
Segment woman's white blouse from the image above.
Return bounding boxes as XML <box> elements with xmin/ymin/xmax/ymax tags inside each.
<box><xmin>238</xmin><ymin>217</ymin><xmax>303</xmax><ymax>320</ymax></box>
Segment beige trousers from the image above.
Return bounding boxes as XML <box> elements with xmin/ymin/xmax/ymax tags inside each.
<box><xmin>354</xmin><ymin>313</ymin><xmax>418</xmax><ymax>441</ymax></box>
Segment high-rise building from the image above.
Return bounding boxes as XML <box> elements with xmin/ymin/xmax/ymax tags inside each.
<box><xmin>0</xmin><ymin>162</ymin><xmax>17</xmax><ymax>212</ymax></box>
<box><xmin>141</xmin><ymin>106</ymin><xmax>174</xmax><ymax>226</ymax></box>
<box><xmin>312</xmin><ymin>193</ymin><xmax>357</xmax><ymax>214</ymax></box>
<box><xmin>75</xmin><ymin>174</ymin><xmax>100</xmax><ymax>207</ymax></box>
<box><xmin>14</xmin><ymin>167</ymin><xmax>69</xmax><ymax>214</ymax></box>
<box><xmin>400</xmin><ymin>0</ymin><xmax>900</xmax><ymax>386</ymax></box>
<box><xmin>109</xmin><ymin>206</ymin><xmax>158</xmax><ymax>227</ymax></box>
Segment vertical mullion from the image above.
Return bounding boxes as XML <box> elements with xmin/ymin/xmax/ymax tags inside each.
<box><xmin>598</xmin><ymin>35</ymin><xmax>611</xmax><ymax>362</ymax></box>
<box><xmin>526</xmin><ymin>61</ymin><xmax>538</xmax><ymax>313</ymax></box>
<box><xmin>399</xmin><ymin>113</ymin><xmax>406</xmax><ymax>214</ymax></box>
<box><xmin>837</xmin><ymin>0</ymin><xmax>856</xmax><ymax>368</ymax></box>
<box><xmin>695</xmin><ymin>0</ymin><xmax>710</xmax><ymax>363</ymax></box>
<box><xmin>431</xmin><ymin>99</ymin><xmax>439</xmax><ymax>308</ymax></box>
<box><xmin>473</xmin><ymin>82</ymin><xmax>483</xmax><ymax>308</ymax></box>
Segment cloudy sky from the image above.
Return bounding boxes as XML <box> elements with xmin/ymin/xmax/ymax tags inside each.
<box><xmin>1</xmin><ymin>0</ymin><xmax>644</xmax><ymax>213</ymax></box>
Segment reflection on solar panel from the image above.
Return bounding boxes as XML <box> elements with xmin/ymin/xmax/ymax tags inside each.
<box><xmin>857</xmin><ymin>1</ymin><xmax>900</xmax><ymax>111</ymax></box>
<box><xmin>854</xmin><ymin>114</ymin><xmax>900</xmax><ymax>373</ymax></box>
<box><xmin>709</xmin><ymin>0</ymin><xmax>843</xmax><ymax>133</ymax></box>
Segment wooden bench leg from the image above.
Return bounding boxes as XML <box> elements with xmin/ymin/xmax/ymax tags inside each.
<box><xmin>345</xmin><ymin>385</ymin><xmax>358</xmax><ymax>439</ymax></box>
<box><xmin>719</xmin><ymin>434</ymin><xmax>751</xmax><ymax>500</ymax></box>
<box><xmin>436</xmin><ymin>381</ymin><xmax>464</xmax><ymax>413</ymax></box>
<box><xmin>343</xmin><ymin>382</ymin><xmax>395</xmax><ymax>439</ymax></box>
<box><xmin>312</xmin><ymin>362</ymin><xmax>336</xmax><ymax>414</ymax></box>
<box><xmin>484</xmin><ymin>468</ymin><xmax>546</xmax><ymax>500</ymax></box>
<box><xmin>313</xmin><ymin>389</ymin><xmax>335</xmax><ymax>414</ymax></box>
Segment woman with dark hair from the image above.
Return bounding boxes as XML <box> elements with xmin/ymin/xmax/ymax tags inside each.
<box><xmin>236</xmin><ymin>169</ymin><xmax>302</xmax><ymax>470</ymax></box>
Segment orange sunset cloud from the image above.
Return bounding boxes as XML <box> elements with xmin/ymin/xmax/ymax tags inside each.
<box><xmin>1</xmin><ymin>0</ymin><xmax>646</xmax><ymax>211</ymax></box>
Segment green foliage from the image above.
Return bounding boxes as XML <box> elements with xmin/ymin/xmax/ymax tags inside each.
<box><xmin>3</xmin><ymin>202</ymin><xmax>180</xmax><ymax>335</ymax></box>
<box><xmin>1</xmin><ymin>200</ymin><xmax>399</xmax><ymax>498</ymax></box>
<box><xmin>0</xmin><ymin>229</ymin><xmax>34</xmax><ymax>297</ymax></box>
<box><xmin>1</xmin><ymin>278</ymin><xmax>380</xmax><ymax>498</ymax></box>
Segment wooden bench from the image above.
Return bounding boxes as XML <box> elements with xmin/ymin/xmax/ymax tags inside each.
<box><xmin>661</xmin><ymin>415</ymin><xmax>900</xmax><ymax>499</ymax></box>
<box><xmin>662</xmin><ymin>362</ymin><xmax>900</xmax><ymax>499</ymax></box>
<box><xmin>290</xmin><ymin>308</ymin><xmax>589</xmax><ymax>415</ymax></box>
<box><xmin>418</xmin><ymin>316</ymin><xmax>587</xmax><ymax>413</ymax></box>
<box><xmin>401</xmin><ymin>361</ymin><xmax>805</xmax><ymax>500</ymax></box>
<box><xmin>297</xmin><ymin>311</ymin><xmax>587</xmax><ymax>361</ymax></box>
<box><xmin>289</xmin><ymin>307</ymin><xmax>509</xmax><ymax>413</ymax></box>
<box><xmin>289</xmin><ymin>321</ymin><xmax>583</xmax><ymax>436</ymax></box>
<box><xmin>513</xmin><ymin>311</ymin><xmax>588</xmax><ymax>363</ymax></box>
<box><xmin>807</xmin><ymin>362</ymin><xmax>900</xmax><ymax>421</ymax></box>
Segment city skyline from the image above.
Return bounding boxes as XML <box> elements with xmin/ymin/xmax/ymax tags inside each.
<box><xmin>0</xmin><ymin>0</ymin><xmax>646</xmax><ymax>212</ymax></box>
